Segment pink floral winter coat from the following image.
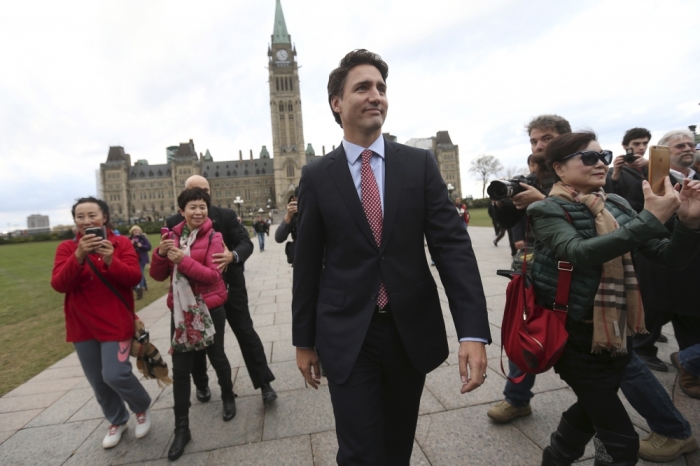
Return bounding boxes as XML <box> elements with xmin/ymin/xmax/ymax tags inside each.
<box><xmin>150</xmin><ymin>218</ymin><xmax>228</xmax><ymax>311</ymax></box>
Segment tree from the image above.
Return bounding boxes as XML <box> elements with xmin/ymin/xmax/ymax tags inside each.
<box><xmin>502</xmin><ymin>165</ymin><xmax>529</xmax><ymax>180</ymax></box>
<box><xmin>469</xmin><ymin>155</ymin><xmax>503</xmax><ymax>198</ymax></box>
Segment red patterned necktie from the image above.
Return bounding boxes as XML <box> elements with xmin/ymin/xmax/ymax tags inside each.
<box><xmin>360</xmin><ymin>149</ymin><xmax>388</xmax><ymax>309</ymax></box>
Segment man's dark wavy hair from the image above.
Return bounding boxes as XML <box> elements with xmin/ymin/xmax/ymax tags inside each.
<box><xmin>177</xmin><ymin>187</ymin><xmax>211</xmax><ymax>211</ymax></box>
<box><xmin>71</xmin><ymin>197</ymin><xmax>113</xmax><ymax>229</ymax></box>
<box><xmin>622</xmin><ymin>127</ymin><xmax>651</xmax><ymax>147</ymax></box>
<box><xmin>327</xmin><ymin>49</ymin><xmax>389</xmax><ymax>128</ymax></box>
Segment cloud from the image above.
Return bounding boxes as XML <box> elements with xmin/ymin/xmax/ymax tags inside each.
<box><xmin>0</xmin><ymin>0</ymin><xmax>699</xmax><ymax>229</ymax></box>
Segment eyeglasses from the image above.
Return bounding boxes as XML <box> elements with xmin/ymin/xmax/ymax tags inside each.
<box><xmin>561</xmin><ymin>150</ymin><xmax>613</xmax><ymax>166</ymax></box>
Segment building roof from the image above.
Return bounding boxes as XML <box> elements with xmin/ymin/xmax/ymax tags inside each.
<box><xmin>174</xmin><ymin>140</ymin><xmax>198</xmax><ymax>160</ymax></box>
<box><xmin>272</xmin><ymin>0</ymin><xmax>290</xmax><ymax>44</ymax></box>
<box><xmin>129</xmin><ymin>164</ymin><xmax>171</xmax><ymax>179</ymax></box>
<box><xmin>203</xmin><ymin>149</ymin><xmax>213</xmax><ymax>161</ymax></box>
<box><xmin>202</xmin><ymin>159</ymin><xmax>272</xmax><ymax>179</ymax></box>
<box><xmin>260</xmin><ymin>146</ymin><xmax>270</xmax><ymax>158</ymax></box>
<box><xmin>435</xmin><ymin>131</ymin><xmax>453</xmax><ymax>145</ymax></box>
<box><xmin>305</xmin><ymin>143</ymin><xmax>315</xmax><ymax>156</ymax></box>
<box><xmin>106</xmin><ymin>146</ymin><xmax>128</xmax><ymax>162</ymax></box>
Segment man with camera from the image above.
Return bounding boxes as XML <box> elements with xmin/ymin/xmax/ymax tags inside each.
<box><xmin>487</xmin><ymin>122</ymin><xmax>698</xmax><ymax>462</ymax></box>
<box><xmin>604</xmin><ymin>128</ymin><xmax>651</xmax><ymax>213</ymax></box>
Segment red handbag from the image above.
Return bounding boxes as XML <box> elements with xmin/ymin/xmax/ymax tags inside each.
<box><xmin>499</xmin><ymin>219</ymin><xmax>573</xmax><ymax>383</ymax></box>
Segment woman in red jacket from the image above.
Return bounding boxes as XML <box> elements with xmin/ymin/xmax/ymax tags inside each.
<box><xmin>150</xmin><ymin>187</ymin><xmax>235</xmax><ymax>461</ymax></box>
<box><xmin>51</xmin><ymin>197</ymin><xmax>152</xmax><ymax>449</ymax></box>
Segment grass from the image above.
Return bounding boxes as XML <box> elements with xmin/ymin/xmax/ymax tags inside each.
<box><xmin>0</xmin><ymin>234</ymin><xmax>169</xmax><ymax>397</ymax></box>
<box><xmin>467</xmin><ymin>208</ymin><xmax>494</xmax><ymax>228</ymax></box>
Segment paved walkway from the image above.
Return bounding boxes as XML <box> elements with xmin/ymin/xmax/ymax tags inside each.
<box><xmin>0</xmin><ymin>226</ymin><xmax>697</xmax><ymax>465</ymax></box>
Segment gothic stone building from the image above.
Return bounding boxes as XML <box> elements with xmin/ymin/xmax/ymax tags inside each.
<box><xmin>99</xmin><ymin>0</ymin><xmax>462</xmax><ymax>223</ymax></box>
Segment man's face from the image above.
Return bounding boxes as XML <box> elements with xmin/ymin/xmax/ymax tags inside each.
<box><xmin>529</xmin><ymin>128</ymin><xmax>560</xmax><ymax>154</ymax></box>
<box><xmin>669</xmin><ymin>136</ymin><xmax>696</xmax><ymax>170</ymax></box>
<box><xmin>331</xmin><ymin>64</ymin><xmax>388</xmax><ymax>135</ymax></box>
<box><xmin>623</xmin><ymin>137</ymin><xmax>650</xmax><ymax>157</ymax></box>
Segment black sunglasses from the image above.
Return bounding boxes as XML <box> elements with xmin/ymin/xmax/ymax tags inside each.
<box><xmin>561</xmin><ymin>150</ymin><xmax>613</xmax><ymax>166</ymax></box>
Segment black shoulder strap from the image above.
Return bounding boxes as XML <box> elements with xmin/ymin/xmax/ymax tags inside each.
<box><xmin>85</xmin><ymin>257</ymin><xmax>133</xmax><ymax>313</ymax></box>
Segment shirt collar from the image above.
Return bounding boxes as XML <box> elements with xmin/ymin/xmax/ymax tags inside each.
<box><xmin>342</xmin><ymin>135</ymin><xmax>385</xmax><ymax>165</ymax></box>
<box><xmin>670</xmin><ymin>167</ymin><xmax>696</xmax><ymax>180</ymax></box>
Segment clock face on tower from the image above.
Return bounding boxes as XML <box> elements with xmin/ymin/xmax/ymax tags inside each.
<box><xmin>276</xmin><ymin>49</ymin><xmax>288</xmax><ymax>61</ymax></box>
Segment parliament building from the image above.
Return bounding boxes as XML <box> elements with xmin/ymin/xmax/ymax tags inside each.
<box><xmin>99</xmin><ymin>0</ymin><xmax>461</xmax><ymax>223</ymax></box>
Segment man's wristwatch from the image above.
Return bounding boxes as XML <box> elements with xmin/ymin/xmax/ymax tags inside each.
<box><xmin>233</xmin><ymin>251</ymin><xmax>239</xmax><ymax>263</ymax></box>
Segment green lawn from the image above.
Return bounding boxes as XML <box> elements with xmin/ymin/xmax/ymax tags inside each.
<box><xmin>0</xmin><ymin>234</ymin><xmax>169</xmax><ymax>397</ymax></box>
<box><xmin>468</xmin><ymin>208</ymin><xmax>494</xmax><ymax>228</ymax></box>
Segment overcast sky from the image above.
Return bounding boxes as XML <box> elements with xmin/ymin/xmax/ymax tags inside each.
<box><xmin>1</xmin><ymin>0</ymin><xmax>698</xmax><ymax>230</ymax></box>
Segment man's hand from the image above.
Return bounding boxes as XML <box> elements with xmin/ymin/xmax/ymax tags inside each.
<box><xmin>631</xmin><ymin>156</ymin><xmax>648</xmax><ymax>170</ymax></box>
<box><xmin>514</xmin><ymin>240</ymin><xmax>525</xmax><ymax>250</ymax></box>
<box><xmin>458</xmin><ymin>341</ymin><xmax>487</xmax><ymax>394</ymax></box>
<box><xmin>676</xmin><ymin>179</ymin><xmax>700</xmax><ymax>229</ymax></box>
<box><xmin>611</xmin><ymin>155</ymin><xmax>626</xmax><ymax>181</ymax></box>
<box><xmin>284</xmin><ymin>201</ymin><xmax>298</xmax><ymax>224</ymax></box>
<box><xmin>296</xmin><ymin>347</ymin><xmax>321</xmax><ymax>389</ymax></box>
<box><xmin>512</xmin><ymin>184</ymin><xmax>545</xmax><ymax>210</ymax></box>
<box><xmin>212</xmin><ymin>244</ymin><xmax>233</xmax><ymax>272</ymax></box>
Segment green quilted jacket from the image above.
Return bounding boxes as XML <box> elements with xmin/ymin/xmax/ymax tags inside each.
<box><xmin>527</xmin><ymin>194</ymin><xmax>700</xmax><ymax>322</ymax></box>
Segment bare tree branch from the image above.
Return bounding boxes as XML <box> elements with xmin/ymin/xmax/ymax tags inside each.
<box><xmin>469</xmin><ymin>155</ymin><xmax>503</xmax><ymax>198</ymax></box>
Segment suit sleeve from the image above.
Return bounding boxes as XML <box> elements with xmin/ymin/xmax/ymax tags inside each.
<box><xmin>225</xmin><ymin>211</ymin><xmax>253</xmax><ymax>263</ymax></box>
<box><xmin>291</xmin><ymin>165</ymin><xmax>325</xmax><ymax>348</ymax></box>
<box><xmin>423</xmin><ymin>151</ymin><xmax>491</xmax><ymax>343</ymax></box>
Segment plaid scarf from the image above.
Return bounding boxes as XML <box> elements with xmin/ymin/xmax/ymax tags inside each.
<box><xmin>550</xmin><ymin>182</ymin><xmax>646</xmax><ymax>354</ymax></box>
<box><xmin>170</xmin><ymin>224</ymin><xmax>216</xmax><ymax>353</ymax></box>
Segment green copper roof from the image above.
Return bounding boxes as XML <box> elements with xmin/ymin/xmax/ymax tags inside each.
<box><xmin>272</xmin><ymin>0</ymin><xmax>290</xmax><ymax>44</ymax></box>
<box><xmin>305</xmin><ymin>144</ymin><xmax>315</xmax><ymax>156</ymax></box>
<box><xmin>260</xmin><ymin>145</ymin><xmax>270</xmax><ymax>158</ymax></box>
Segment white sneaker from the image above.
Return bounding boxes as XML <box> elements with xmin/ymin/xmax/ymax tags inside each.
<box><xmin>134</xmin><ymin>409</ymin><xmax>151</xmax><ymax>439</ymax></box>
<box><xmin>102</xmin><ymin>424</ymin><xmax>128</xmax><ymax>449</ymax></box>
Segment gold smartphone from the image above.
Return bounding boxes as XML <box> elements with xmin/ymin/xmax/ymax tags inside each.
<box><xmin>648</xmin><ymin>145</ymin><xmax>670</xmax><ymax>195</ymax></box>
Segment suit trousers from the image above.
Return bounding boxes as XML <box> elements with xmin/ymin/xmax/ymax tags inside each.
<box><xmin>327</xmin><ymin>310</ymin><xmax>426</xmax><ymax>466</ymax></box>
<box><xmin>633</xmin><ymin>307</ymin><xmax>700</xmax><ymax>359</ymax></box>
<box><xmin>192</xmin><ymin>299</ymin><xmax>274</xmax><ymax>390</ymax></box>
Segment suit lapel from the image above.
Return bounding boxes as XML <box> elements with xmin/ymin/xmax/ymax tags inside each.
<box><xmin>380</xmin><ymin>139</ymin><xmax>404</xmax><ymax>252</ymax></box>
<box><xmin>327</xmin><ymin>145</ymin><xmax>378</xmax><ymax>249</ymax></box>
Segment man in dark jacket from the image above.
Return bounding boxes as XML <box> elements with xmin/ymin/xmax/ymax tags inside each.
<box><xmin>604</xmin><ymin>127</ymin><xmax>651</xmax><ymax>213</ymax></box>
<box><xmin>253</xmin><ymin>216</ymin><xmax>269</xmax><ymax>252</ymax></box>
<box><xmin>167</xmin><ymin>176</ymin><xmax>277</xmax><ymax>405</ymax></box>
<box><xmin>634</xmin><ymin>130</ymin><xmax>700</xmax><ymax>378</ymax></box>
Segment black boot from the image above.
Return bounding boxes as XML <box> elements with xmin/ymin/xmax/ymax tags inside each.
<box><xmin>542</xmin><ymin>416</ymin><xmax>594</xmax><ymax>465</ymax></box>
<box><xmin>222</xmin><ymin>394</ymin><xmax>237</xmax><ymax>422</ymax></box>
<box><xmin>592</xmin><ymin>428</ymin><xmax>639</xmax><ymax>466</ymax></box>
<box><xmin>135</xmin><ymin>287</ymin><xmax>143</xmax><ymax>300</ymax></box>
<box><xmin>168</xmin><ymin>409</ymin><xmax>191</xmax><ymax>461</ymax></box>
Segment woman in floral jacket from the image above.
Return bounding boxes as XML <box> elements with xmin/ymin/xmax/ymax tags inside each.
<box><xmin>150</xmin><ymin>187</ymin><xmax>235</xmax><ymax>461</ymax></box>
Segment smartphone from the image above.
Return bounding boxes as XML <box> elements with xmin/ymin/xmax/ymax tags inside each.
<box><xmin>84</xmin><ymin>226</ymin><xmax>105</xmax><ymax>239</ymax></box>
<box><xmin>160</xmin><ymin>227</ymin><xmax>170</xmax><ymax>236</ymax></box>
<box><xmin>648</xmin><ymin>145</ymin><xmax>671</xmax><ymax>195</ymax></box>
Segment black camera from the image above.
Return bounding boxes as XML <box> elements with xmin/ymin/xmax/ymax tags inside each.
<box><xmin>487</xmin><ymin>175</ymin><xmax>533</xmax><ymax>200</ymax></box>
<box><xmin>623</xmin><ymin>147</ymin><xmax>637</xmax><ymax>164</ymax></box>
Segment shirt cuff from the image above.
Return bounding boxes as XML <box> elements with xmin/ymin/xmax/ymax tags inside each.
<box><xmin>233</xmin><ymin>251</ymin><xmax>239</xmax><ymax>263</ymax></box>
<box><xmin>459</xmin><ymin>337</ymin><xmax>488</xmax><ymax>344</ymax></box>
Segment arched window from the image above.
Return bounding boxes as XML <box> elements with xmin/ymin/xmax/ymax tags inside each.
<box><xmin>288</xmin><ymin>103</ymin><xmax>293</xmax><ymax>112</ymax></box>
<box><xmin>279</xmin><ymin>103</ymin><xmax>284</xmax><ymax>112</ymax></box>
<box><xmin>289</xmin><ymin>78</ymin><xmax>293</xmax><ymax>90</ymax></box>
<box><xmin>276</xmin><ymin>77</ymin><xmax>279</xmax><ymax>91</ymax></box>
<box><xmin>287</xmin><ymin>163</ymin><xmax>294</xmax><ymax>177</ymax></box>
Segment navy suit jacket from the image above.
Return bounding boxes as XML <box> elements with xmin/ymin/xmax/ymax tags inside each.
<box><xmin>292</xmin><ymin>138</ymin><xmax>490</xmax><ymax>384</ymax></box>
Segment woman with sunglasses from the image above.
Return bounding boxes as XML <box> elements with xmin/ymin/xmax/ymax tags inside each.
<box><xmin>528</xmin><ymin>131</ymin><xmax>700</xmax><ymax>465</ymax></box>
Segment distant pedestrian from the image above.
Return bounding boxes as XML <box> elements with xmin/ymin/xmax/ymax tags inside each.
<box><xmin>51</xmin><ymin>197</ymin><xmax>152</xmax><ymax>450</ymax></box>
<box><xmin>128</xmin><ymin>225</ymin><xmax>151</xmax><ymax>300</ymax></box>
<box><xmin>454</xmin><ymin>197</ymin><xmax>469</xmax><ymax>230</ymax></box>
<box><xmin>253</xmin><ymin>215</ymin><xmax>269</xmax><ymax>251</ymax></box>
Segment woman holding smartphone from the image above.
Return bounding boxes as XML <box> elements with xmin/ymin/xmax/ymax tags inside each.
<box><xmin>51</xmin><ymin>197</ymin><xmax>152</xmax><ymax>449</ymax></box>
<box><xmin>529</xmin><ymin>132</ymin><xmax>700</xmax><ymax>465</ymax></box>
<box><xmin>150</xmin><ymin>187</ymin><xmax>235</xmax><ymax>461</ymax></box>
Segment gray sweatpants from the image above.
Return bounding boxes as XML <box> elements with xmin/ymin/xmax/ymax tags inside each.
<box><xmin>74</xmin><ymin>340</ymin><xmax>152</xmax><ymax>425</ymax></box>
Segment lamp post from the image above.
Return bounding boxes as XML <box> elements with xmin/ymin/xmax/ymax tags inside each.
<box><xmin>447</xmin><ymin>183</ymin><xmax>454</xmax><ymax>201</ymax></box>
<box><xmin>233</xmin><ymin>196</ymin><xmax>244</xmax><ymax>216</ymax></box>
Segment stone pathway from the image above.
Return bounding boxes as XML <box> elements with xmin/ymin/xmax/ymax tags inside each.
<box><xmin>0</xmin><ymin>226</ymin><xmax>697</xmax><ymax>465</ymax></box>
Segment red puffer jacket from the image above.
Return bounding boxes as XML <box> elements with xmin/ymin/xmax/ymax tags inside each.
<box><xmin>51</xmin><ymin>230</ymin><xmax>141</xmax><ymax>342</ymax></box>
<box><xmin>150</xmin><ymin>218</ymin><xmax>227</xmax><ymax>311</ymax></box>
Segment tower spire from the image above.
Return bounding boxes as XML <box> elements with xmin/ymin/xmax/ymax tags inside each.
<box><xmin>272</xmin><ymin>0</ymin><xmax>290</xmax><ymax>44</ymax></box>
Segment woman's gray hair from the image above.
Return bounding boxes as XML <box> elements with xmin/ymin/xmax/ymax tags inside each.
<box><xmin>657</xmin><ymin>129</ymin><xmax>695</xmax><ymax>147</ymax></box>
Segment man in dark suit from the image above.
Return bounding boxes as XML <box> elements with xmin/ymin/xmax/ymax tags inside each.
<box><xmin>292</xmin><ymin>49</ymin><xmax>490</xmax><ymax>465</ymax></box>
<box><xmin>167</xmin><ymin>176</ymin><xmax>277</xmax><ymax>406</ymax></box>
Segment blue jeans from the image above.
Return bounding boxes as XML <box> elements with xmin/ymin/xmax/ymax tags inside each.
<box><xmin>679</xmin><ymin>344</ymin><xmax>700</xmax><ymax>377</ymax></box>
<box><xmin>503</xmin><ymin>360</ymin><xmax>536</xmax><ymax>409</ymax></box>
<box><xmin>257</xmin><ymin>232</ymin><xmax>265</xmax><ymax>251</ymax></box>
<box><xmin>504</xmin><ymin>353</ymin><xmax>692</xmax><ymax>439</ymax></box>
